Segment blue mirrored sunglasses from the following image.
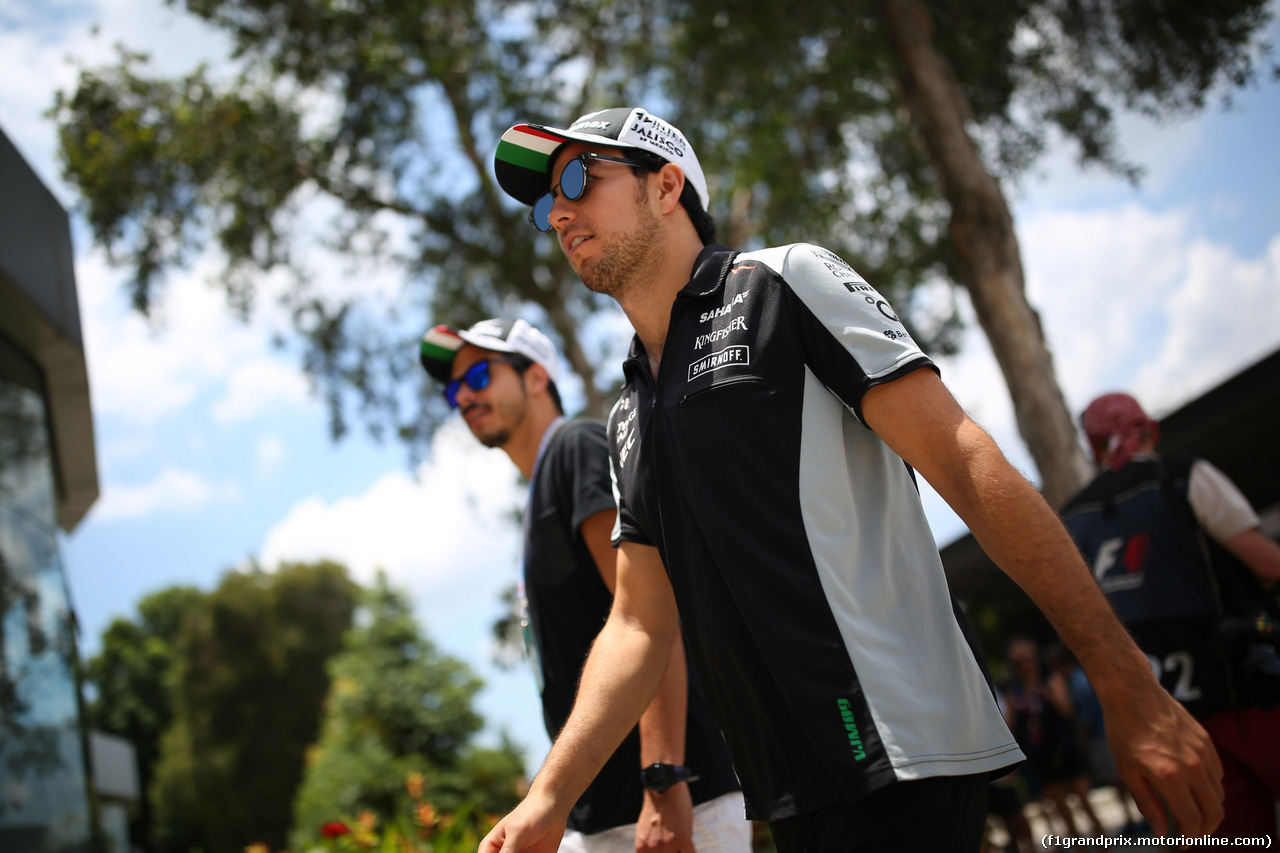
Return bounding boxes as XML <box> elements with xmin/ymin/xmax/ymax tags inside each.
<box><xmin>444</xmin><ymin>358</ymin><xmax>522</xmax><ymax>409</ymax></box>
<box><xmin>529</xmin><ymin>152</ymin><xmax>660</xmax><ymax>232</ymax></box>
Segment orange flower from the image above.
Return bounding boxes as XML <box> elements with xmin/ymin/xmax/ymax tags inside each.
<box><xmin>414</xmin><ymin>802</ymin><xmax>436</xmax><ymax>828</ymax></box>
<box><xmin>405</xmin><ymin>771</ymin><xmax>426</xmax><ymax>801</ymax></box>
<box><xmin>357</xmin><ymin>810</ymin><xmax>378</xmax><ymax>831</ymax></box>
<box><xmin>245</xmin><ymin>844</ymin><xmax>271</xmax><ymax>853</ymax></box>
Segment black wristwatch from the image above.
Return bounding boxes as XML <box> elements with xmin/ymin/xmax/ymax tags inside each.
<box><xmin>640</xmin><ymin>762</ymin><xmax>699</xmax><ymax>794</ymax></box>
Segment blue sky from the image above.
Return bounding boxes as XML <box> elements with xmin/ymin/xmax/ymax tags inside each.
<box><xmin>3</xmin><ymin>0</ymin><xmax>1279</xmax><ymax>777</ymax></box>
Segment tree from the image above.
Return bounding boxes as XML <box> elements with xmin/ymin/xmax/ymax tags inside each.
<box><xmin>85</xmin><ymin>585</ymin><xmax>204</xmax><ymax>850</ymax></box>
<box><xmin>150</xmin><ymin>561</ymin><xmax>358</xmax><ymax>853</ymax></box>
<box><xmin>290</xmin><ymin>574</ymin><xmax>524</xmax><ymax>851</ymax></box>
<box><xmin>632</xmin><ymin>0</ymin><xmax>1275</xmax><ymax>505</ymax></box>
<box><xmin>50</xmin><ymin>0</ymin><xmax>637</xmax><ymax>445</ymax></box>
<box><xmin>52</xmin><ymin>0</ymin><xmax>1276</xmax><ymax>500</ymax></box>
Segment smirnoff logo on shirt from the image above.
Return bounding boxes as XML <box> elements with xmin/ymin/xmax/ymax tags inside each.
<box><xmin>688</xmin><ymin>345</ymin><xmax>750</xmax><ymax>381</ymax></box>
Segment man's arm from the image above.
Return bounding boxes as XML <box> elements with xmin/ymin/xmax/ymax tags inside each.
<box><xmin>579</xmin><ymin>511</ymin><xmax>694</xmax><ymax>853</ymax></box>
<box><xmin>861</xmin><ymin>368</ymin><xmax>1224</xmax><ymax>837</ymax></box>
<box><xmin>1188</xmin><ymin>459</ymin><xmax>1280</xmax><ymax>588</ymax></box>
<box><xmin>1221</xmin><ymin>528</ymin><xmax>1280</xmax><ymax>589</ymax></box>
<box><xmin>481</xmin><ymin>540</ymin><xmax>681</xmax><ymax>853</ymax></box>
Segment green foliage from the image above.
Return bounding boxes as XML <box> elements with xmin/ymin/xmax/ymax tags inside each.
<box><xmin>487</xmin><ymin>582</ymin><xmax>526</xmax><ymax>672</ymax></box>
<box><xmin>290</xmin><ymin>574</ymin><xmax>524</xmax><ymax>851</ymax></box>
<box><xmin>50</xmin><ymin>0</ymin><xmax>1275</xmax><ymax>450</ymax></box>
<box><xmin>85</xmin><ymin>585</ymin><xmax>204</xmax><ymax>848</ymax></box>
<box><xmin>51</xmin><ymin>47</ymin><xmax>307</xmax><ymax>317</ymax></box>
<box><xmin>646</xmin><ymin>0</ymin><xmax>1273</xmax><ymax>321</ymax></box>
<box><xmin>49</xmin><ymin>0</ymin><xmax>630</xmax><ymax>443</ymax></box>
<box><xmin>149</xmin><ymin>561</ymin><xmax>358</xmax><ymax>853</ymax></box>
<box><xmin>298</xmin><ymin>778</ymin><xmax>497</xmax><ymax>853</ymax></box>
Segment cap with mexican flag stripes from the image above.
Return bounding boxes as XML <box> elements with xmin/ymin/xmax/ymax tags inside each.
<box><xmin>419</xmin><ymin>318</ymin><xmax>560</xmax><ymax>384</ymax></box>
<box><xmin>494</xmin><ymin>107</ymin><xmax>709</xmax><ymax>211</ymax></box>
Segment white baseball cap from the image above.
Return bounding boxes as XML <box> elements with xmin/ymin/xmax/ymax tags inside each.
<box><xmin>494</xmin><ymin>107</ymin><xmax>709</xmax><ymax>211</ymax></box>
<box><xmin>419</xmin><ymin>318</ymin><xmax>560</xmax><ymax>384</ymax></box>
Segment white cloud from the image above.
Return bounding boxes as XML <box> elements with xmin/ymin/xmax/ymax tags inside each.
<box><xmin>0</xmin><ymin>0</ymin><xmax>232</xmax><ymax>195</ymax></box>
<box><xmin>1014</xmin><ymin>105</ymin><xmax>1206</xmax><ymax>213</ymax></box>
<box><xmin>1022</xmin><ymin>204</ymin><xmax>1192</xmax><ymax>402</ymax></box>
<box><xmin>92</xmin><ymin>466</ymin><xmax>237</xmax><ymax>520</ymax></box>
<box><xmin>73</xmin><ymin>249</ymin><xmax>318</xmax><ymax>427</ymax></box>
<box><xmin>1022</xmin><ymin>206</ymin><xmax>1280</xmax><ymax>417</ymax></box>
<box><xmin>259</xmin><ymin>421</ymin><xmax>525</xmax><ymax>627</ymax></box>
<box><xmin>923</xmin><ymin>203</ymin><xmax>1280</xmax><ymax>545</ymax></box>
<box><xmin>255</xmin><ymin>421</ymin><xmax>548</xmax><ymax>770</ymax></box>
<box><xmin>1133</xmin><ymin>233</ymin><xmax>1280</xmax><ymax>411</ymax></box>
<box><xmin>212</xmin><ymin>362</ymin><xmax>311</xmax><ymax>424</ymax></box>
<box><xmin>939</xmin><ymin>202</ymin><xmax>1280</xmax><ymax>450</ymax></box>
<box><xmin>255</xmin><ymin>435</ymin><xmax>285</xmax><ymax>474</ymax></box>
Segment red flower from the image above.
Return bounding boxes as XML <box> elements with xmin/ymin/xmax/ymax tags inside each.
<box><xmin>320</xmin><ymin>822</ymin><xmax>350</xmax><ymax>838</ymax></box>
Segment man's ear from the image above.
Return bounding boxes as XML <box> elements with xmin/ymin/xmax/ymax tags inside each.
<box><xmin>654</xmin><ymin>162</ymin><xmax>686</xmax><ymax>214</ymax></box>
<box><xmin>524</xmin><ymin>362</ymin><xmax>550</xmax><ymax>396</ymax></box>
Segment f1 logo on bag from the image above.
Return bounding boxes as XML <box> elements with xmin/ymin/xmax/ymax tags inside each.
<box><xmin>1093</xmin><ymin>533</ymin><xmax>1151</xmax><ymax>592</ymax></box>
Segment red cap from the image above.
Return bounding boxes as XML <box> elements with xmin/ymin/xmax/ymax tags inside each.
<box><xmin>1080</xmin><ymin>393</ymin><xmax>1159</xmax><ymax>470</ymax></box>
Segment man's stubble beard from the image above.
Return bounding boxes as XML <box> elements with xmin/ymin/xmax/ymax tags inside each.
<box><xmin>470</xmin><ymin>379</ymin><xmax>529</xmax><ymax>449</ymax></box>
<box><xmin>476</xmin><ymin>423</ymin><xmax>512</xmax><ymax>449</ymax></box>
<box><xmin>577</xmin><ymin>184</ymin><xmax>664</xmax><ymax>301</ymax></box>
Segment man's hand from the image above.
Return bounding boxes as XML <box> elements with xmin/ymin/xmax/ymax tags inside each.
<box><xmin>635</xmin><ymin>783</ymin><xmax>696</xmax><ymax>852</ymax></box>
<box><xmin>479</xmin><ymin>790</ymin><xmax>568</xmax><ymax>853</ymax></box>
<box><xmin>1101</xmin><ymin>678</ymin><xmax>1224</xmax><ymax>837</ymax></box>
<box><xmin>861</xmin><ymin>369</ymin><xmax>1226</xmax><ymax>836</ymax></box>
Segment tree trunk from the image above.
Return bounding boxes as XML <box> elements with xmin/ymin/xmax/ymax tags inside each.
<box><xmin>878</xmin><ymin>0</ymin><xmax>1093</xmax><ymax>508</ymax></box>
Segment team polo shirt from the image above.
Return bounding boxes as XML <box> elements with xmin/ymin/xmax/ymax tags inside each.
<box><xmin>524</xmin><ymin>419</ymin><xmax>740</xmax><ymax>833</ymax></box>
<box><xmin>607</xmin><ymin>243</ymin><xmax>1022</xmax><ymax>821</ymax></box>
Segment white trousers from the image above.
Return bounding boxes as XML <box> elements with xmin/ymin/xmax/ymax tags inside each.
<box><xmin>558</xmin><ymin>791</ymin><xmax>751</xmax><ymax>853</ymax></box>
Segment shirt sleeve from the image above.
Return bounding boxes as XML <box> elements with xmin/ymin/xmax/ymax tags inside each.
<box><xmin>1187</xmin><ymin>458</ymin><xmax>1260</xmax><ymax>542</ymax></box>
<box><xmin>551</xmin><ymin>420</ymin><xmax>616</xmax><ymax>533</ymax></box>
<box><xmin>738</xmin><ymin>243</ymin><xmax>936</xmax><ymax>421</ymax></box>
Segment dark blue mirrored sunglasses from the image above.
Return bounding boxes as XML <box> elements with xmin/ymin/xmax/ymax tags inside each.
<box><xmin>444</xmin><ymin>358</ymin><xmax>522</xmax><ymax>408</ymax></box>
<box><xmin>529</xmin><ymin>152</ymin><xmax>660</xmax><ymax>232</ymax></box>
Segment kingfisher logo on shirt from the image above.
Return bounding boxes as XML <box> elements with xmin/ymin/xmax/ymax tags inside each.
<box><xmin>836</xmin><ymin>698</ymin><xmax>867</xmax><ymax>760</ymax></box>
<box><xmin>687</xmin><ymin>345</ymin><xmax>749</xmax><ymax>381</ymax></box>
<box><xmin>694</xmin><ymin>317</ymin><xmax>749</xmax><ymax>349</ymax></box>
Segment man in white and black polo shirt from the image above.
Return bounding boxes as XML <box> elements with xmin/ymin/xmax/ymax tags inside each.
<box><xmin>480</xmin><ymin>108</ymin><xmax>1225</xmax><ymax>852</ymax></box>
<box><xmin>420</xmin><ymin>318</ymin><xmax>746</xmax><ymax>853</ymax></box>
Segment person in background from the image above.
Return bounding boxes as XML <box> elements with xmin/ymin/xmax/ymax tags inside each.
<box><xmin>1061</xmin><ymin>392</ymin><xmax>1280</xmax><ymax>838</ymax></box>
<box><xmin>1003</xmin><ymin>637</ymin><xmax>1104</xmax><ymax>838</ymax></box>
<box><xmin>986</xmin><ymin>687</ymin><xmax>1034</xmax><ymax>853</ymax></box>
<box><xmin>1048</xmin><ymin>643</ymin><xmax>1145</xmax><ymax>836</ymax></box>
<box><xmin>420</xmin><ymin>317</ymin><xmax>747</xmax><ymax>852</ymax></box>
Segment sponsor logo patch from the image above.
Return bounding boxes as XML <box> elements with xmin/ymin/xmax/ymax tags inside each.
<box><xmin>688</xmin><ymin>345</ymin><xmax>749</xmax><ymax>381</ymax></box>
<box><xmin>628</xmin><ymin>114</ymin><xmax>687</xmax><ymax>159</ymax></box>
<box><xmin>837</xmin><ymin>698</ymin><xmax>867</xmax><ymax>761</ymax></box>
<box><xmin>699</xmin><ymin>290</ymin><xmax>750</xmax><ymax>324</ymax></box>
<box><xmin>613</xmin><ymin>405</ymin><xmax>639</xmax><ymax>469</ymax></box>
<box><xmin>694</xmin><ymin>316</ymin><xmax>748</xmax><ymax>349</ymax></box>
<box><xmin>814</xmin><ymin>247</ymin><xmax>857</xmax><ymax>278</ymax></box>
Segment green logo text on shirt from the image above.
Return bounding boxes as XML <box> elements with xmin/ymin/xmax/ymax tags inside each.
<box><xmin>837</xmin><ymin>698</ymin><xmax>867</xmax><ymax>761</ymax></box>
